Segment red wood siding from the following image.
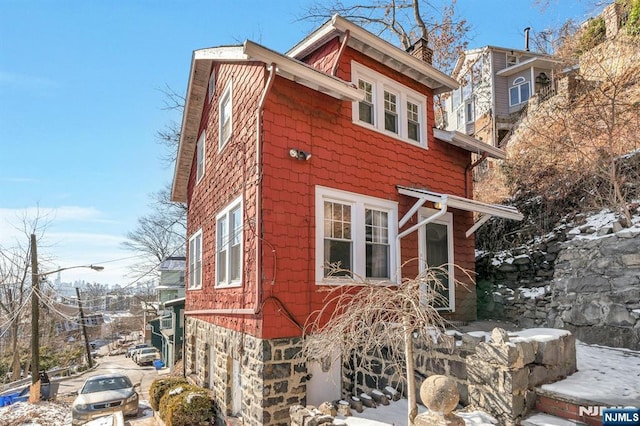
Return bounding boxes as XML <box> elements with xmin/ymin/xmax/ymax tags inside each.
<box><xmin>185</xmin><ymin>61</ymin><xmax>265</xmax><ymax>334</ymax></box>
<box><xmin>185</xmin><ymin>45</ymin><xmax>477</xmax><ymax>340</ymax></box>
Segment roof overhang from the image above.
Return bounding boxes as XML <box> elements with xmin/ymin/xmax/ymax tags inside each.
<box><xmin>397</xmin><ymin>186</ymin><xmax>523</xmax><ymax>238</ymax></box>
<box><xmin>171</xmin><ymin>40</ymin><xmax>364</xmax><ymax>203</ymax></box>
<box><xmin>287</xmin><ymin>15</ymin><xmax>459</xmax><ymax>95</ymax></box>
<box><xmin>434</xmin><ymin>128</ymin><xmax>506</xmax><ymax>159</ymax></box>
<box><xmin>164</xmin><ymin>297</ymin><xmax>186</xmax><ymax>307</ymax></box>
<box><xmin>496</xmin><ymin>56</ymin><xmax>560</xmax><ymax>77</ymax></box>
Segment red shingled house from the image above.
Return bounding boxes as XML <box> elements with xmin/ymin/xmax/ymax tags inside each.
<box><xmin>171</xmin><ymin>15</ymin><xmax>522</xmax><ymax>424</ymax></box>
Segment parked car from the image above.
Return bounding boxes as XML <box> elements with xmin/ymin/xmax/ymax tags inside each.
<box><xmin>71</xmin><ymin>373</ymin><xmax>139</xmax><ymax>425</ymax></box>
<box><xmin>126</xmin><ymin>344</ymin><xmax>148</xmax><ymax>358</ymax></box>
<box><xmin>135</xmin><ymin>347</ymin><xmax>160</xmax><ymax>366</ymax></box>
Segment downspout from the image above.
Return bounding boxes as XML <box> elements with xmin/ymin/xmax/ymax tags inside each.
<box><xmin>395</xmin><ymin>198</ymin><xmax>448</xmax><ymax>283</ymax></box>
<box><xmin>185</xmin><ymin>62</ymin><xmax>277</xmax><ymax>316</ymax></box>
<box><xmin>331</xmin><ymin>30</ymin><xmax>350</xmax><ymax>77</ymax></box>
<box><xmin>465</xmin><ymin>152</ymin><xmax>488</xmax><ymax>198</ymax></box>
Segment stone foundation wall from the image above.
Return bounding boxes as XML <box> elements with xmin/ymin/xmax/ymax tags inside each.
<box><xmin>184</xmin><ymin>317</ymin><xmax>307</xmax><ymax>425</ymax></box>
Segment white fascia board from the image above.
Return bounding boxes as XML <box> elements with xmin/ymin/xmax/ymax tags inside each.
<box><xmin>398</xmin><ymin>186</ymin><xmax>524</xmax><ymax>222</ymax></box>
<box><xmin>433</xmin><ymin>128</ymin><xmax>506</xmax><ymax>160</ymax></box>
<box><xmin>287</xmin><ymin>14</ymin><xmax>459</xmax><ymax>93</ymax></box>
<box><xmin>496</xmin><ymin>56</ymin><xmax>560</xmax><ymax>76</ymax></box>
<box><xmin>244</xmin><ymin>40</ymin><xmax>363</xmax><ymax>101</ymax></box>
<box><xmin>193</xmin><ymin>46</ymin><xmax>247</xmax><ymax>61</ymax></box>
<box><xmin>330</xmin><ymin>15</ymin><xmax>459</xmax><ymax>92</ymax></box>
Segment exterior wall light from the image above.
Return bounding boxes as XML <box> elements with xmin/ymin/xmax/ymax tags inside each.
<box><xmin>289</xmin><ymin>148</ymin><xmax>311</xmax><ymax>161</ymax></box>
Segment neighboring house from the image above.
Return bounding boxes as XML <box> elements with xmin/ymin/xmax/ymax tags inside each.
<box><xmin>171</xmin><ymin>15</ymin><xmax>522</xmax><ymax>424</ymax></box>
<box><xmin>156</xmin><ymin>297</ymin><xmax>185</xmax><ymax>369</ymax></box>
<box><xmin>157</xmin><ymin>256</ymin><xmax>186</xmax><ymax>303</ymax></box>
<box><xmin>444</xmin><ymin>43</ymin><xmax>560</xmax><ymax>147</ymax></box>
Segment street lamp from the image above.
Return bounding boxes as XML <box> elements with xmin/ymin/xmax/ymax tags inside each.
<box><xmin>30</xmin><ymin>233</ymin><xmax>104</xmax><ymax>401</ymax></box>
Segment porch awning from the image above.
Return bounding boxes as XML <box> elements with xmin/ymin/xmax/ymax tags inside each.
<box><xmin>397</xmin><ymin>186</ymin><xmax>523</xmax><ymax>237</ymax></box>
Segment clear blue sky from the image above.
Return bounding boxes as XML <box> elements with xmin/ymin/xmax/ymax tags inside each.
<box><xmin>0</xmin><ymin>0</ymin><xmax>597</xmax><ymax>286</ymax></box>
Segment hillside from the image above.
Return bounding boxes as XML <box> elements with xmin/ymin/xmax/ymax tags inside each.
<box><xmin>473</xmin><ymin>14</ymin><xmax>640</xmax><ymax>349</ymax></box>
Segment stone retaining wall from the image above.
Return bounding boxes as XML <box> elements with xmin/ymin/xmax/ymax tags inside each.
<box><xmin>339</xmin><ymin>328</ymin><xmax>577</xmax><ymax>426</ymax></box>
<box><xmin>476</xmin><ymin>224</ymin><xmax>640</xmax><ymax>350</ymax></box>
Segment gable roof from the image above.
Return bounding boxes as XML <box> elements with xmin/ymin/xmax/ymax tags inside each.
<box><xmin>287</xmin><ymin>15</ymin><xmax>459</xmax><ymax>95</ymax></box>
<box><xmin>171</xmin><ymin>40</ymin><xmax>364</xmax><ymax>203</ymax></box>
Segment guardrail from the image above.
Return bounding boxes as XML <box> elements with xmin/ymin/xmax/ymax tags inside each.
<box><xmin>0</xmin><ymin>366</ymin><xmax>76</xmax><ymax>394</ymax></box>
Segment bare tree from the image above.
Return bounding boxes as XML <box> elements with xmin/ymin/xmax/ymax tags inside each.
<box><xmin>121</xmin><ymin>184</ymin><xmax>186</xmax><ymax>278</ymax></box>
<box><xmin>300</xmin><ymin>265</ymin><xmax>469</xmax><ymax>425</ymax></box>
<box><xmin>505</xmin><ymin>34</ymin><xmax>640</xmax><ymax>225</ymax></box>
<box><xmin>156</xmin><ymin>85</ymin><xmax>185</xmax><ymax>167</ymax></box>
<box><xmin>300</xmin><ymin>0</ymin><xmax>469</xmax><ymax>75</ymax></box>
<box><xmin>0</xmin><ymin>212</ymin><xmax>50</xmax><ymax>380</ymax></box>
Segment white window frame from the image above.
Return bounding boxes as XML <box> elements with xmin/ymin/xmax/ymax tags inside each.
<box><xmin>351</xmin><ymin>61</ymin><xmax>428</xmax><ymax>148</ymax></box>
<box><xmin>207</xmin><ymin>69</ymin><xmax>216</xmax><ymax>102</ymax></box>
<box><xmin>218</xmin><ymin>81</ymin><xmax>233</xmax><ymax>151</ymax></box>
<box><xmin>465</xmin><ymin>100</ymin><xmax>474</xmax><ymax>123</ymax></box>
<box><xmin>418</xmin><ymin>208</ymin><xmax>455</xmax><ymax>311</ymax></box>
<box><xmin>215</xmin><ymin>196</ymin><xmax>243</xmax><ymax>288</ymax></box>
<box><xmin>188</xmin><ymin>229</ymin><xmax>203</xmax><ymax>290</ymax></box>
<box><xmin>506</xmin><ymin>53</ymin><xmax>518</xmax><ymax>67</ymax></box>
<box><xmin>509</xmin><ymin>76</ymin><xmax>530</xmax><ymax>106</ymax></box>
<box><xmin>196</xmin><ymin>131</ymin><xmax>205</xmax><ymax>183</ymax></box>
<box><xmin>315</xmin><ymin>186</ymin><xmax>398</xmax><ymax>285</ymax></box>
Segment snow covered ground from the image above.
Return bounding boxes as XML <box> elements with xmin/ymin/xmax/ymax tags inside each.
<box><xmin>2</xmin><ymin>339</ymin><xmax>638</xmax><ymax>426</ymax></box>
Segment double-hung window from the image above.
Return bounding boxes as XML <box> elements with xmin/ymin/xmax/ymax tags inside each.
<box><xmin>509</xmin><ymin>76</ymin><xmax>530</xmax><ymax>106</ymax></box>
<box><xmin>384</xmin><ymin>90</ymin><xmax>398</xmax><ymax>133</ymax></box>
<box><xmin>316</xmin><ymin>186</ymin><xmax>397</xmax><ymax>283</ymax></box>
<box><xmin>352</xmin><ymin>62</ymin><xmax>427</xmax><ymax>147</ymax></box>
<box><xmin>219</xmin><ymin>81</ymin><xmax>233</xmax><ymax>150</ymax></box>
<box><xmin>188</xmin><ymin>230</ymin><xmax>202</xmax><ymax>290</ymax></box>
<box><xmin>196</xmin><ymin>131</ymin><xmax>205</xmax><ymax>183</ymax></box>
<box><xmin>358</xmin><ymin>79</ymin><xmax>374</xmax><ymax>125</ymax></box>
<box><xmin>216</xmin><ymin>197</ymin><xmax>242</xmax><ymax>287</ymax></box>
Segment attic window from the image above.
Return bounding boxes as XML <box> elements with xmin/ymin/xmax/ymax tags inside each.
<box><xmin>207</xmin><ymin>69</ymin><xmax>216</xmax><ymax>102</ymax></box>
<box><xmin>506</xmin><ymin>53</ymin><xmax>518</xmax><ymax>67</ymax></box>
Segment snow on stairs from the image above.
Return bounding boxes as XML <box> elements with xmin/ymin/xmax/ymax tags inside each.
<box><xmin>523</xmin><ymin>388</ymin><xmax>603</xmax><ymax>426</ymax></box>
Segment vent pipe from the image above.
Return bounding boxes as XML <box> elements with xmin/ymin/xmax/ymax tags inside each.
<box><xmin>524</xmin><ymin>27</ymin><xmax>531</xmax><ymax>51</ymax></box>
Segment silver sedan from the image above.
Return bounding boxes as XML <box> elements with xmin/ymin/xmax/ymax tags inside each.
<box><xmin>71</xmin><ymin>373</ymin><xmax>139</xmax><ymax>425</ymax></box>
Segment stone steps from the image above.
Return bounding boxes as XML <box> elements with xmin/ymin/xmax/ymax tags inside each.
<box><xmin>534</xmin><ymin>388</ymin><xmax>602</xmax><ymax>426</ymax></box>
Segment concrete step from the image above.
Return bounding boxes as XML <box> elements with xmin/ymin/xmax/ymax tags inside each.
<box><xmin>535</xmin><ymin>389</ymin><xmax>602</xmax><ymax>426</ymax></box>
<box><xmin>522</xmin><ymin>412</ymin><xmax>587</xmax><ymax>426</ymax></box>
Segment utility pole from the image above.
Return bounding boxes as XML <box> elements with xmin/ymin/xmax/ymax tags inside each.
<box><xmin>76</xmin><ymin>287</ymin><xmax>93</xmax><ymax>369</ymax></box>
<box><xmin>30</xmin><ymin>233</ymin><xmax>41</xmax><ymax>401</ymax></box>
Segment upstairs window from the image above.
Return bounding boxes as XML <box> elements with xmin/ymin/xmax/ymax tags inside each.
<box><xmin>219</xmin><ymin>81</ymin><xmax>232</xmax><ymax>150</ymax></box>
<box><xmin>465</xmin><ymin>101</ymin><xmax>474</xmax><ymax>123</ymax></box>
<box><xmin>352</xmin><ymin>62</ymin><xmax>427</xmax><ymax>147</ymax></box>
<box><xmin>358</xmin><ymin>79</ymin><xmax>374</xmax><ymax>125</ymax></box>
<box><xmin>316</xmin><ymin>186</ymin><xmax>397</xmax><ymax>284</ymax></box>
<box><xmin>216</xmin><ymin>197</ymin><xmax>243</xmax><ymax>287</ymax></box>
<box><xmin>196</xmin><ymin>131</ymin><xmax>205</xmax><ymax>183</ymax></box>
<box><xmin>506</xmin><ymin>53</ymin><xmax>518</xmax><ymax>67</ymax></box>
<box><xmin>384</xmin><ymin>91</ymin><xmax>398</xmax><ymax>133</ymax></box>
<box><xmin>509</xmin><ymin>76</ymin><xmax>530</xmax><ymax>106</ymax></box>
<box><xmin>407</xmin><ymin>101</ymin><xmax>420</xmax><ymax>142</ymax></box>
<box><xmin>188</xmin><ymin>230</ymin><xmax>202</xmax><ymax>290</ymax></box>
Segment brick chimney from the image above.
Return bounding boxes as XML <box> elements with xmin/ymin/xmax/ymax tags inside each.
<box><xmin>406</xmin><ymin>37</ymin><xmax>433</xmax><ymax>65</ymax></box>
